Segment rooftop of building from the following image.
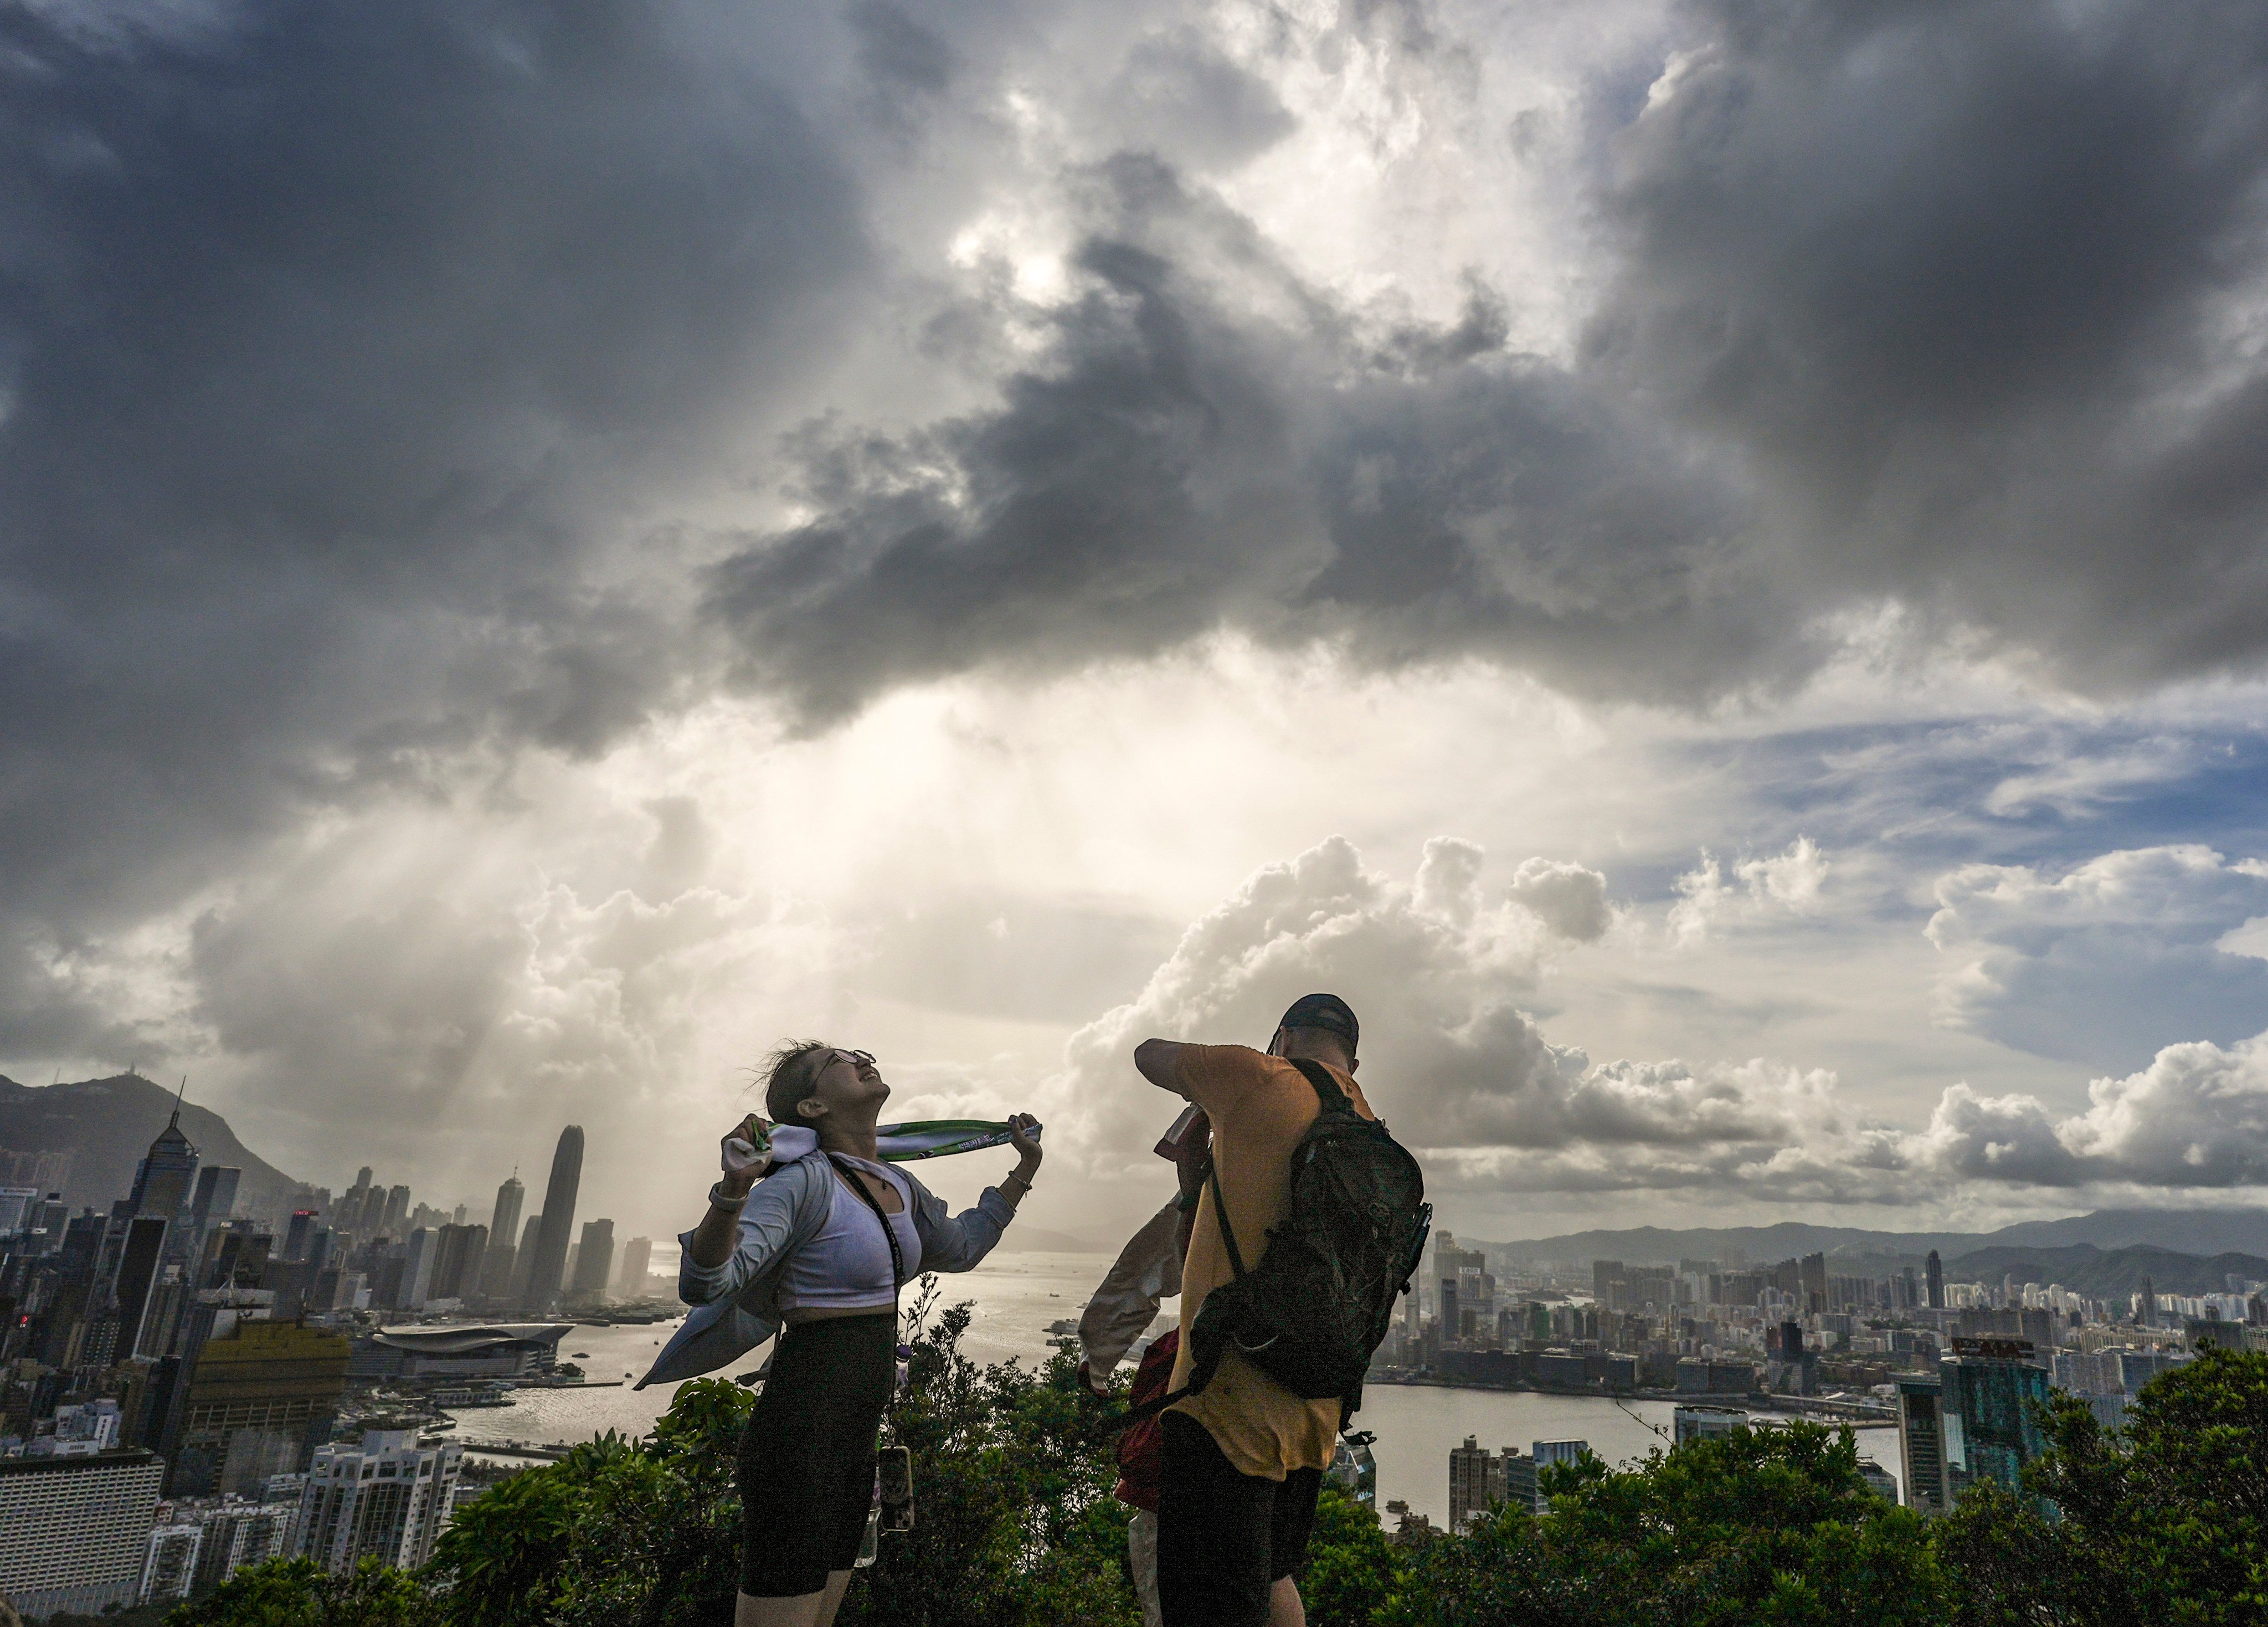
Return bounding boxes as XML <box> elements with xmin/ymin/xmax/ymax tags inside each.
<box><xmin>0</xmin><ymin>1448</ymin><xmax>162</xmax><ymax>1477</ymax></box>
<box><xmin>371</xmin><ymin>1323</ymin><xmax>571</xmax><ymax>1354</ymax></box>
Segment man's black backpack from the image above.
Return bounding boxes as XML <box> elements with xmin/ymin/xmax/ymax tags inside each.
<box><xmin>1119</xmin><ymin>1059</ymin><xmax>1431</xmax><ymax>1428</ymax></box>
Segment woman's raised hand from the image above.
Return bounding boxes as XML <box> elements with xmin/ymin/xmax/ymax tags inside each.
<box><xmin>1006</xmin><ymin>1112</ymin><xmax>1043</xmax><ymax>1181</ymax></box>
<box><xmin>720</xmin><ymin>1112</ymin><xmax>773</xmax><ymax>1198</ymax></box>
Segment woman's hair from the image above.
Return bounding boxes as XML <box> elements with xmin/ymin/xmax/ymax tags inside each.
<box><xmin>760</xmin><ymin>1039</ymin><xmax>836</xmax><ymax>1128</ymax></box>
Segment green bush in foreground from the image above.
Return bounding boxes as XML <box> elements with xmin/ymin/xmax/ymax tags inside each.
<box><xmin>1936</xmin><ymin>1341</ymin><xmax>2268</xmax><ymax>1627</ymax></box>
<box><xmin>163</xmin><ymin>1332</ymin><xmax>2268</xmax><ymax>1626</ymax></box>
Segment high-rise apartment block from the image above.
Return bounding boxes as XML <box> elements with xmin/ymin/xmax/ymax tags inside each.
<box><xmin>166</xmin><ymin>1318</ymin><xmax>351</xmax><ymax>1497</ymax></box>
<box><xmin>1532</xmin><ymin>1439</ymin><xmax>1592</xmax><ymax>1474</ymax></box>
<box><xmin>1449</xmin><ymin>1435</ymin><xmax>1503</xmax><ymax>1530</ymax></box>
<box><xmin>1672</xmin><ymin>1404</ymin><xmax>1750</xmax><ymax>1445</ymax></box>
<box><xmin>1925</xmin><ymin>1249</ymin><xmax>1944</xmax><ymax>1310</ymax></box>
<box><xmin>1444</xmin><ymin>1434</ymin><xmax>1544</xmax><ymax>1525</ymax></box>
<box><xmin>0</xmin><ymin>1449</ymin><xmax>166</xmax><ymax>1617</ymax></box>
<box><xmin>1856</xmin><ymin>1458</ymin><xmax>1902</xmax><ymax>1506</ymax></box>
<box><xmin>616</xmin><ymin>1235</ymin><xmax>654</xmax><ymax>1297</ymax></box>
<box><xmin>173</xmin><ymin>1499</ymin><xmax>302</xmax><ymax>1595</ymax></box>
<box><xmin>1799</xmin><ymin>1252</ymin><xmax>1828</xmax><ymax>1313</ymax></box>
<box><xmin>0</xmin><ymin>1183</ymin><xmax>44</xmax><ymax>1233</ymax></box>
<box><xmin>297</xmin><ymin>1428</ymin><xmax>463</xmax><ymax>1573</ymax></box>
<box><xmin>570</xmin><ymin>1218</ymin><xmax>615</xmax><ymax>1297</ymax></box>
<box><xmin>140</xmin><ymin>1523</ymin><xmax>203</xmax><ymax>1607</ymax></box>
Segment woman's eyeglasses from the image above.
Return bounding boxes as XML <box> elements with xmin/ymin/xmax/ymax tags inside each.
<box><xmin>833</xmin><ymin>1048</ymin><xmax>877</xmax><ymax>1071</ymax></box>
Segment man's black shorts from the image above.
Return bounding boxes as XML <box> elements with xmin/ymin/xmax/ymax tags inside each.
<box><xmin>1155</xmin><ymin>1411</ymin><xmax>1325</xmax><ymax>1627</ymax></box>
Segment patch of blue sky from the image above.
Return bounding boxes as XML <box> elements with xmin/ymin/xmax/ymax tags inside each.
<box><xmin>1648</xmin><ymin>714</ymin><xmax>2268</xmax><ymax>887</ymax></box>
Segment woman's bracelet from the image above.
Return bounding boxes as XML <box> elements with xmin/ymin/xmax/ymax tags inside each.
<box><xmin>1001</xmin><ymin>1170</ymin><xmax>1033</xmax><ymax>1197</ymax></box>
<box><xmin>709</xmin><ymin>1179</ymin><xmax>750</xmax><ymax>1210</ymax></box>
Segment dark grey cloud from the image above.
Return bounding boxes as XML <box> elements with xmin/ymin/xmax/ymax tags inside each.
<box><xmin>712</xmin><ymin>0</ymin><xmax>2268</xmax><ymax>726</ymax></box>
<box><xmin>1097</xmin><ymin>29</ymin><xmax>1296</xmax><ymax>171</ymax></box>
<box><xmin>0</xmin><ymin>0</ymin><xmax>867</xmax><ymax>1053</ymax></box>
<box><xmin>1594</xmin><ymin>0</ymin><xmax>2268</xmax><ymax>683</ymax></box>
<box><xmin>708</xmin><ymin>155</ymin><xmax>1771</xmax><ymax>727</ymax></box>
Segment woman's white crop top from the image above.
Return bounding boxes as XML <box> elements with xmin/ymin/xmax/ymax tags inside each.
<box><xmin>776</xmin><ymin>1153</ymin><xmax>924</xmax><ymax>1312</ymax></box>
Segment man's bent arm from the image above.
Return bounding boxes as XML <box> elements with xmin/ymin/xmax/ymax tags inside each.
<box><xmin>1135</xmin><ymin>1037</ymin><xmax>1192</xmax><ymax>1095</ymax></box>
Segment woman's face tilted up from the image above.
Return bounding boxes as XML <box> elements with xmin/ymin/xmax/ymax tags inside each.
<box><xmin>796</xmin><ymin>1047</ymin><xmax>891</xmax><ymax>1130</ymax></box>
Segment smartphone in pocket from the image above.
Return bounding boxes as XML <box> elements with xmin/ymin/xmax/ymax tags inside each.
<box><xmin>878</xmin><ymin>1445</ymin><xmax>914</xmax><ymax>1533</ymax></box>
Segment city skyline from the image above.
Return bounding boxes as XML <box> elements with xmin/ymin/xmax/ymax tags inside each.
<box><xmin>0</xmin><ymin>1082</ymin><xmax>2247</xmax><ymax>1608</ymax></box>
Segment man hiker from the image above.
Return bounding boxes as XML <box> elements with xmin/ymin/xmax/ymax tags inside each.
<box><xmin>1078</xmin><ymin>1101</ymin><xmax>1218</xmax><ymax>1627</ymax></box>
<box><xmin>1134</xmin><ymin>993</ymin><xmax>1382</xmax><ymax>1627</ymax></box>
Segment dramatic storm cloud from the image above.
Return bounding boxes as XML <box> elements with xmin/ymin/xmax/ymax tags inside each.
<box><xmin>7</xmin><ymin>0</ymin><xmax>2268</xmax><ymax>1236</ymax></box>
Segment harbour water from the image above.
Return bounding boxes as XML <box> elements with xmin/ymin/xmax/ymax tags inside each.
<box><xmin>448</xmin><ymin>1251</ymin><xmax>1904</xmax><ymax>1526</ymax></box>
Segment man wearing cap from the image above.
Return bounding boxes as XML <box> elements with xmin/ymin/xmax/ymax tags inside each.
<box><xmin>1133</xmin><ymin>993</ymin><xmax>1375</xmax><ymax>1627</ymax></box>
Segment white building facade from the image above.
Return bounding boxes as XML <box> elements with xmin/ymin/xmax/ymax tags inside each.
<box><xmin>0</xmin><ymin>1450</ymin><xmax>166</xmax><ymax>1617</ymax></box>
<box><xmin>140</xmin><ymin>1525</ymin><xmax>204</xmax><ymax>1607</ymax></box>
<box><xmin>296</xmin><ymin>1428</ymin><xmax>462</xmax><ymax>1573</ymax></box>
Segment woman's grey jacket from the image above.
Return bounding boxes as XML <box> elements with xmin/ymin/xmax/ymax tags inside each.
<box><xmin>636</xmin><ymin>1147</ymin><xmax>1016</xmax><ymax>1388</ymax></box>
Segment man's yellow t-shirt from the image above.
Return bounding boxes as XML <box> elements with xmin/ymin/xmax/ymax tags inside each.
<box><xmin>1164</xmin><ymin>1043</ymin><xmax>1376</xmax><ymax>1481</ymax></box>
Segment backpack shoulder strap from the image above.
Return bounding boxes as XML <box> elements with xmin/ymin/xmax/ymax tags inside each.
<box><xmin>1287</xmin><ymin>1056</ymin><xmax>1355</xmax><ymax>1115</ymax></box>
<box><xmin>1208</xmin><ymin>1159</ymin><xmax>1247</xmax><ymax>1280</ymax></box>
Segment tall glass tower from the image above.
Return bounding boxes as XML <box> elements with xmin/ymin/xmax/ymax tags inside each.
<box><xmin>131</xmin><ymin>1096</ymin><xmax>202</xmax><ymax>1264</ymax></box>
<box><xmin>523</xmin><ymin>1127</ymin><xmax>583</xmax><ymax>1311</ymax></box>
<box><xmin>489</xmin><ymin>1174</ymin><xmax>524</xmax><ymax>1263</ymax></box>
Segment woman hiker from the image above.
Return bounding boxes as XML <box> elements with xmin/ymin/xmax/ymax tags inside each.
<box><xmin>668</xmin><ymin>1041</ymin><xmax>1043</xmax><ymax>1627</ymax></box>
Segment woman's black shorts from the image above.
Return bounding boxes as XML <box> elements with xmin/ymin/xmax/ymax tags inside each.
<box><xmin>736</xmin><ymin>1312</ymin><xmax>897</xmax><ymax>1598</ymax></box>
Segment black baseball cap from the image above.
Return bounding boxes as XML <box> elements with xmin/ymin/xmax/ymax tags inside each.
<box><xmin>1277</xmin><ymin>993</ymin><xmax>1358</xmax><ymax>1050</ymax></box>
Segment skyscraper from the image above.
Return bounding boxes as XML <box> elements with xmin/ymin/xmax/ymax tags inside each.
<box><xmin>1939</xmin><ymin>1338</ymin><xmax>2051</xmax><ymax>1511</ymax></box>
<box><xmin>523</xmin><ymin>1127</ymin><xmax>583</xmax><ymax>1311</ymax></box>
<box><xmin>130</xmin><ymin>1108</ymin><xmax>200</xmax><ymax>1261</ymax></box>
<box><xmin>379</xmin><ymin>1185</ymin><xmax>412</xmax><ymax>1238</ymax></box>
<box><xmin>1925</xmin><ymin>1250</ymin><xmax>1944</xmax><ymax>1310</ymax></box>
<box><xmin>428</xmin><ymin>1224</ymin><xmax>488</xmax><ymax>1302</ymax></box>
<box><xmin>114</xmin><ymin>1217</ymin><xmax>170</xmax><ymax>1360</ymax></box>
<box><xmin>569</xmin><ymin>1219</ymin><xmax>615</xmax><ymax>1297</ymax></box>
<box><xmin>399</xmin><ymin>1229</ymin><xmax>439</xmax><ymax>1310</ymax></box>
<box><xmin>188</xmin><ymin>1167</ymin><xmax>240</xmax><ymax>1240</ymax></box>
<box><xmin>615</xmin><ymin>1236</ymin><xmax>653</xmax><ymax>1297</ymax></box>
<box><xmin>488</xmin><ymin>1174</ymin><xmax>524</xmax><ymax>1265</ymax></box>
<box><xmin>509</xmin><ymin>1213</ymin><xmax>543</xmax><ymax>1300</ymax></box>
<box><xmin>1896</xmin><ymin>1374</ymin><xmax>1947</xmax><ymax>1513</ymax></box>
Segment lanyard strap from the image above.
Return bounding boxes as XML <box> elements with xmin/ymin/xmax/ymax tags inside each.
<box><xmin>827</xmin><ymin>1154</ymin><xmax>907</xmax><ymax>1321</ymax></box>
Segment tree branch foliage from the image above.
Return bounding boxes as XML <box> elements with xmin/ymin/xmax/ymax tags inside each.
<box><xmin>164</xmin><ymin>1314</ymin><xmax>2268</xmax><ymax>1627</ymax></box>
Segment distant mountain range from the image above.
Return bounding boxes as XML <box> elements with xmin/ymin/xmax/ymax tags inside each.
<box><xmin>1479</xmin><ymin>1208</ymin><xmax>2268</xmax><ymax>1274</ymax></box>
<box><xmin>1943</xmin><ymin>1244</ymin><xmax>2267</xmax><ymax>1300</ymax></box>
<box><xmin>0</xmin><ymin>1073</ymin><xmax>306</xmax><ymax>1219</ymax></box>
